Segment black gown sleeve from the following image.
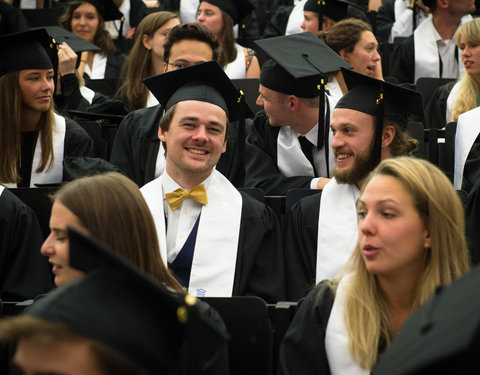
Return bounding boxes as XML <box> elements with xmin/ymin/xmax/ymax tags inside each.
<box><xmin>233</xmin><ymin>192</ymin><xmax>286</xmax><ymax>303</ymax></box>
<box><xmin>277</xmin><ymin>281</ymin><xmax>335</xmax><ymax>375</ymax></box>
<box><xmin>129</xmin><ymin>0</ymin><xmax>148</xmax><ymax>28</ymax></box>
<box><xmin>375</xmin><ymin>0</ymin><xmax>395</xmax><ymax>43</ymax></box>
<box><xmin>0</xmin><ymin>189</ymin><xmax>53</xmax><ymax>301</ymax></box>
<box><xmin>390</xmin><ymin>35</ymin><xmax>415</xmax><ymax>84</ymax></box>
<box><xmin>423</xmin><ymin>81</ymin><xmax>456</xmax><ymax>129</ymax></box>
<box><xmin>245</xmin><ymin>111</ymin><xmax>313</xmax><ymax>194</ymax></box>
<box><xmin>64</xmin><ymin>118</ymin><xmax>95</xmax><ymax>158</ymax></box>
<box><xmin>284</xmin><ymin>193</ymin><xmax>321</xmax><ymax>301</ymax></box>
<box><xmin>465</xmin><ymin>175</ymin><xmax>480</xmax><ymax>265</ymax></box>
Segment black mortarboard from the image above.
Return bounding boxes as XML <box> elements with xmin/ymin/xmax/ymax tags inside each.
<box><xmin>336</xmin><ymin>68</ymin><xmax>424</xmax><ymax>166</ymax></box>
<box><xmin>255</xmin><ymin>32</ymin><xmax>351</xmax><ymax>176</ymax></box>
<box><xmin>26</xmin><ymin>227</ymin><xmax>228</xmax><ymax>375</ymax></box>
<box><xmin>70</xmin><ymin>0</ymin><xmax>124</xmax><ymax>22</ymax></box>
<box><xmin>200</xmin><ymin>0</ymin><xmax>254</xmax><ymax>24</ymax></box>
<box><xmin>40</xmin><ymin>26</ymin><xmax>100</xmax><ymax>53</ymax></box>
<box><xmin>143</xmin><ymin>61</ymin><xmax>251</xmax><ymax>122</ymax></box>
<box><xmin>0</xmin><ymin>29</ymin><xmax>57</xmax><ymax>77</ymax></box>
<box><xmin>304</xmin><ymin>0</ymin><xmax>366</xmax><ymax>30</ymax></box>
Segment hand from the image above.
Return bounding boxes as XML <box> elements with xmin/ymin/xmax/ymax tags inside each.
<box><xmin>125</xmin><ymin>27</ymin><xmax>136</xmax><ymax>39</ymax></box>
<box><xmin>57</xmin><ymin>42</ymin><xmax>77</xmax><ymax>76</ymax></box>
<box><xmin>316</xmin><ymin>177</ymin><xmax>331</xmax><ymax>190</ymax></box>
<box><xmin>416</xmin><ymin>0</ymin><xmax>430</xmax><ymax>13</ymax></box>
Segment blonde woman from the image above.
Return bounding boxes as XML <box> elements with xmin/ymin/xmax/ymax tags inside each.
<box><xmin>279</xmin><ymin>157</ymin><xmax>470</xmax><ymax>375</ymax></box>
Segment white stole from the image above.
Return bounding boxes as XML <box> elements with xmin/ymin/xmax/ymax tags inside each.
<box><xmin>224</xmin><ymin>43</ymin><xmax>247</xmax><ymax>79</ymax></box>
<box><xmin>277</xmin><ymin>126</ymin><xmax>316</xmax><ymax>177</ymax></box>
<box><xmin>445</xmin><ymin>80</ymin><xmax>461</xmax><ymax>124</ymax></box>
<box><xmin>79</xmin><ymin>85</ymin><xmax>95</xmax><ymax>104</ymax></box>
<box><xmin>325</xmin><ymin>273</ymin><xmax>369</xmax><ymax>375</ymax></box>
<box><xmin>454</xmin><ymin>106</ymin><xmax>480</xmax><ymax>189</ymax></box>
<box><xmin>141</xmin><ymin>170</ymin><xmax>242</xmax><ymax>297</ymax></box>
<box><xmin>180</xmin><ymin>0</ymin><xmax>199</xmax><ymax>23</ymax></box>
<box><xmin>0</xmin><ymin>186</ymin><xmax>4</xmax><ymax>197</ymax></box>
<box><xmin>285</xmin><ymin>0</ymin><xmax>306</xmax><ymax>35</ymax></box>
<box><xmin>146</xmin><ymin>90</ymin><xmax>160</xmax><ymax>108</ymax></box>
<box><xmin>4</xmin><ymin>113</ymin><xmax>66</xmax><ymax>188</ymax></box>
<box><xmin>316</xmin><ymin>178</ymin><xmax>360</xmax><ymax>283</ymax></box>
<box><xmin>84</xmin><ymin>53</ymin><xmax>107</xmax><ymax>79</ymax></box>
<box><xmin>413</xmin><ymin>15</ymin><xmax>470</xmax><ymax>83</ymax></box>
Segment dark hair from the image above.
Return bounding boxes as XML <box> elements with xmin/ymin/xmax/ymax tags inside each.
<box><xmin>384</xmin><ymin>114</ymin><xmax>418</xmax><ymax>156</ymax></box>
<box><xmin>163</xmin><ymin>22</ymin><xmax>221</xmax><ymax>65</ymax></box>
<box><xmin>217</xmin><ymin>10</ymin><xmax>236</xmax><ymax>67</ymax></box>
<box><xmin>59</xmin><ymin>1</ymin><xmax>116</xmax><ymax>55</ymax></box>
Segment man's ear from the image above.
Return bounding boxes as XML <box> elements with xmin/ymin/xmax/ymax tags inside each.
<box><xmin>288</xmin><ymin>95</ymin><xmax>300</xmax><ymax>111</ymax></box>
<box><xmin>158</xmin><ymin>126</ymin><xmax>167</xmax><ymax>142</ymax></box>
<box><xmin>339</xmin><ymin>49</ymin><xmax>349</xmax><ymax>63</ymax></box>
<box><xmin>382</xmin><ymin>124</ymin><xmax>396</xmax><ymax>148</ymax></box>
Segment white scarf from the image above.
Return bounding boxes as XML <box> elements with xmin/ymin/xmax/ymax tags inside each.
<box><xmin>5</xmin><ymin>113</ymin><xmax>66</xmax><ymax>188</ymax></box>
<box><xmin>285</xmin><ymin>0</ymin><xmax>306</xmax><ymax>36</ymax></box>
<box><xmin>141</xmin><ymin>169</ymin><xmax>242</xmax><ymax>296</ymax></box>
<box><xmin>224</xmin><ymin>43</ymin><xmax>247</xmax><ymax>79</ymax></box>
<box><xmin>84</xmin><ymin>53</ymin><xmax>107</xmax><ymax>79</ymax></box>
<box><xmin>325</xmin><ymin>273</ymin><xmax>369</xmax><ymax>375</ymax></box>
<box><xmin>180</xmin><ymin>0</ymin><xmax>199</xmax><ymax>23</ymax></box>
<box><xmin>413</xmin><ymin>15</ymin><xmax>471</xmax><ymax>83</ymax></box>
<box><xmin>316</xmin><ymin>178</ymin><xmax>360</xmax><ymax>283</ymax></box>
<box><xmin>454</xmin><ymin>106</ymin><xmax>480</xmax><ymax>189</ymax></box>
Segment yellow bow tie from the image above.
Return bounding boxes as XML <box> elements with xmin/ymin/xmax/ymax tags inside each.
<box><xmin>165</xmin><ymin>184</ymin><xmax>208</xmax><ymax>212</ymax></box>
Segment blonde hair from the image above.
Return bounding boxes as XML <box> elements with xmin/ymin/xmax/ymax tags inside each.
<box><xmin>0</xmin><ymin>71</ymin><xmax>55</xmax><ymax>184</ymax></box>
<box><xmin>342</xmin><ymin>156</ymin><xmax>470</xmax><ymax>369</ymax></box>
<box><xmin>450</xmin><ymin>19</ymin><xmax>480</xmax><ymax>122</ymax></box>
<box><xmin>52</xmin><ymin>172</ymin><xmax>183</xmax><ymax>292</ymax></box>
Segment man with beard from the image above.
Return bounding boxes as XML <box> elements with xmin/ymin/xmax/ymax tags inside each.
<box><xmin>284</xmin><ymin>68</ymin><xmax>423</xmax><ymax>301</ymax></box>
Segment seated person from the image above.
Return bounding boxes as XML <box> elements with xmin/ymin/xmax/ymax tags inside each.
<box><xmin>0</xmin><ymin>187</ymin><xmax>53</xmax><ymax>301</ymax></box>
<box><xmin>390</xmin><ymin>0</ymin><xmax>474</xmax><ymax>84</ymax></box>
<box><xmin>301</xmin><ymin>0</ymin><xmax>368</xmax><ymax>33</ymax></box>
<box><xmin>284</xmin><ymin>68</ymin><xmax>423</xmax><ymax>300</ymax></box>
<box><xmin>40</xmin><ymin>172</ymin><xmax>183</xmax><ymax>292</ymax></box>
<box><xmin>425</xmin><ymin>18</ymin><xmax>480</xmax><ymax>129</ymax></box>
<box><xmin>0</xmin><ymin>0</ymin><xmax>28</xmax><ymax>35</ymax></box>
<box><xmin>117</xmin><ymin>11</ymin><xmax>180</xmax><ymax>111</ymax></box>
<box><xmin>0</xmin><ymin>228</ymin><xmax>228</xmax><ymax>375</ymax></box>
<box><xmin>141</xmin><ymin>61</ymin><xmax>285</xmax><ymax>302</ymax></box>
<box><xmin>246</xmin><ymin>33</ymin><xmax>350</xmax><ymax>195</ymax></box>
<box><xmin>0</xmin><ymin>29</ymin><xmax>93</xmax><ymax>188</ymax></box>
<box><xmin>58</xmin><ymin>0</ymin><xmax>127</xmax><ymax>83</ymax></box>
<box><xmin>279</xmin><ymin>156</ymin><xmax>470</xmax><ymax>374</ymax></box>
<box><xmin>319</xmin><ymin>18</ymin><xmax>384</xmax><ymax>100</ymax></box>
<box><xmin>110</xmin><ymin>22</ymin><xmax>246</xmax><ymax>188</ymax></box>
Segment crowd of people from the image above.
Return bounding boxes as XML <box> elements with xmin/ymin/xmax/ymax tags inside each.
<box><xmin>1</xmin><ymin>0</ymin><xmax>480</xmax><ymax>374</ymax></box>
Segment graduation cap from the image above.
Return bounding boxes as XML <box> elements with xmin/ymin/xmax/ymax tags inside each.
<box><xmin>200</xmin><ymin>0</ymin><xmax>254</xmax><ymax>25</ymax></box>
<box><xmin>373</xmin><ymin>264</ymin><xmax>480</xmax><ymax>375</ymax></box>
<box><xmin>73</xmin><ymin>0</ymin><xmax>124</xmax><ymax>22</ymax></box>
<box><xmin>26</xmin><ymin>227</ymin><xmax>229</xmax><ymax>375</ymax></box>
<box><xmin>255</xmin><ymin>32</ymin><xmax>352</xmax><ymax>176</ymax></box>
<box><xmin>143</xmin><ymin>61</ymin><xmax>252</xmax><ymax>122</ymax></box>
<box><xmin>336</xmin><ymin>68</ymin><xmax>424</xmax><ymax>166</ymax></box>
<box><xmin>39</xmin><ymin>26</ymin><xmax>100</xmax><ymax>53</ymax></box>
<box><xmin>304</xmin><ymin>0</ymin><xmax>365</xmax><ymax>29</ymax></box>
<box><xmin>0</xmin><ymin>29</ymin><xmax>58</xmax><ymax>77</ymax></box>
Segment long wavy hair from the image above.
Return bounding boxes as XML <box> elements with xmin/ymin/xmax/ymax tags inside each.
<box><xmin>217</xmin><ymin>10</ymin><xmax>237</xmax><ymax>68</ymax></box>
<box><xmin>119</xmin><ymin>11</ymin><xmax>179</xmax><ymax>111</ymax></box>
<box><xmin>340</xmin><ymin>157</ymin><xmax>470</xmax><ymax>369</ymax></box>
<box><xmin>0</xmin><ymin>71</ymin><xmax>55</xmax><ymax>184</ymax></box>
<box><xmin>450</xmin><ymin>18</ymin><xmax>480</xmax><ymax>122</ymax></box>
<box><xmin>52</xmin><ymin>172</ymin><xmax>183</xmax><ymax>292</ymax></box>
<box><xmin>59</xmin><ymin>1</ymin><xmax>116</xmax><ymax>55</ymax></box>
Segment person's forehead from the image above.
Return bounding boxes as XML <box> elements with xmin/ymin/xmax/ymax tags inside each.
<box><xmin>169</xmin><ymin>39</ymin><xmax>214</xmax><ymax>61</ymax></box>
<box><xmin>331</xmin><ymin>107</ymin><xmax>375</xmax><ymax>127</ymax></box>
<box><xmin>174</xmin><ymin>100</ymin><xmax>228</xmax><ymax>121</ymax></box>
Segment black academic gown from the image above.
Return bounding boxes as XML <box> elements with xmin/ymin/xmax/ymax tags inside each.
<box><xmin>54</xmin><ymin>73</ymin><xmax>129</xmax><ymax>117</ymax></box>
<box><xmin>0</xmin><ymin>188</ymin><xmax>53</xmax><ymax>301</ymax></box>
<box><xmin>0</xmin><ymin>1</ymin><xmax>28</xmax><ymax>36</ymax></box>
<box><xmin>465</xmin><ymin>176</ymin><xmax>480</xmax><ymax>265</ymax></box>
<box><xmin>390</xmin><ymin>35</ymin><xmax>415</xmax><ymax>84</ymax></box>
<box><xmin>245</xmin><ymin>110</ymin><xmax>314</xmax><ymax>195</ymax></box>
<box><xmin>233</xmin><ymin>191</ymin><xmax>286</xmax><ymax>303</ymax></box>
<box><xmin>278</xmin><ymin>281</ymin><xmax>335</xmax><ymax>375</ymax></box>
<box><xmin>84</xmin><ymin>50</ymin><xmax>126</xmax><ymax>81</ymax></box>
<box><xmin>375</xmin><ymin>0</ymin><xmax>396</xmax><ymax>43</ymax></box>
<box><xmin>461</xmin><ymin>133</ymin><xmax>480</xmax><ymax>194</ymax></box>
<box><xmin>284</xmin><ymin>193</ymin><xmax>321</xmax><ymax>301</ymax></box>
<box><xmin>424</xmin><ymin>81</ymin><xmax>456</xmax><ymax>129</ymax></box>
<box><xmin>262</xmin><ymin>5</ymin><xmax>294</xmax><ymax>38</ymax></box>
<box><xmin>110</xmin><ymin>105</ymin><xmax>245</xmax><ymax>187</ymax></box>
